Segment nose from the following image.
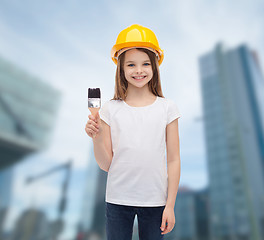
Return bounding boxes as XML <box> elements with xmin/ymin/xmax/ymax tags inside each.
<box><xmin>136</xmin><ymin>65</ymin><xmax>143</xmax><ymax>74</ymax></box>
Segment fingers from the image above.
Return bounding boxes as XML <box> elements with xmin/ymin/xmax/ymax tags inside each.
<box><xmin>89</xmin><ymin>113</ymin><xmax>100</xmax><ymax>122</ymax></box>
<box><xmin>85</xmin><ymin>115</ymin><xmax>100</xmax><ymax>138</ymax></box>
<box><xmin>161</xmin><ymin>221</ymin><xmax>174</xmax><ymax>235</ymax></box>
<box><xmin>160</xmin><ymin>214</ymin><xmax>175</xmax><ymax>235</ymax></box>
<box><xmin>88</xmin><ymin>114</ymin><xmax>96</xmax><ymax>122</ymax></box>
<box><xmin>85</xmin><ymin>124</ymin><xmax>99</xmax><ymax>136</ymax></box>
<box><xmin>86</xmin><ymin>119</ymin><xmax>99</xmax><ymax>131</ymax></box>
<box><xmin>85</xmin><ymin>126</ymin><xmax>98</xmax><ymax>138</ymax></box>
<box><xmin>160</xmin><ymin>218</ymin><xmax>166</xmax><ymax>233</ymax></box>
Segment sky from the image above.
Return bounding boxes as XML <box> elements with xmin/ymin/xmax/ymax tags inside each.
<box><xmin>0</xmin><ymin>0</ymin><xmax>264</xmax><ymax>239</ymax></box>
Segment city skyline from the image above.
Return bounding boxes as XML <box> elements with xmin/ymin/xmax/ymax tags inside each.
<box><xmin>0</xmin><ymin>0</ymin><xmax>264</xmax><ymax>239</ymax></box>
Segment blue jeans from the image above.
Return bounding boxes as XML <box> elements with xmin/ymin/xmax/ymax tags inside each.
<box><xmin>105</xmin><ymin>202</ymin><xmax>165</xmax><ymax>240</ymax></box>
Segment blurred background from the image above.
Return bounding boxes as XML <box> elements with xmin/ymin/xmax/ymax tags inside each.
<box><xmin>0</xmin><ymin>0</ymin><xmax>264</xmax><ymax>239</ymax></box>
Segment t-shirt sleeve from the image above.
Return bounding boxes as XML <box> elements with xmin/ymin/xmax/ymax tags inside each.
<box><xmin>99</xmin><ymin>101</ymin><xmax>111</xmax><ymax>126</ymax></box>
<box><xmin>167</xmin><ymin>99</ymin><xmax>181</xmax><ymax>125</ymax></box>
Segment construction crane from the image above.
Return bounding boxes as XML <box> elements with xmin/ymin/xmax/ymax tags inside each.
<box><xmin>25</xmin><ymin>160</ymin><xmax>72</xmax><ymax>239</ymax></box>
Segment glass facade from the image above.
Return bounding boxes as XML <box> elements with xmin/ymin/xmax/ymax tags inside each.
<box><xmin>79</xmin><ymin>148</ymin><xmax>108</xmax><ymax>239</ymax></box>
<box><xmin>0</xmin><ymin>55</ymin><xmax>61</xmax><ymax>237</ymax></box>
<box><xmin>199</xmin><ymin>43</ymin><xmax>264</xmax><ymax>240</ymax></box>
<box><xmin>0</xmin><ymin>56</ymin><xmax>61</xmax><ymax>169</ymax></box>
<box><xmin>0</xmin><ymin>167</ymin><xmax>13</xmax><ymax>208</ymax></box>
<box><xmin>175</xmin><ymin>188</ymin><xmax>197</xmax><ymax>240</ymax></box>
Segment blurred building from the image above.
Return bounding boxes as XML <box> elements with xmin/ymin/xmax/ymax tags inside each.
<box><xmin>11</xmin><ymin>208</ymin><xmax>49</xmax><ymax>240</ymax></box>
<box><xmin>0</xmin><ymin>167</ymin><xmax>13</xmax><ymax>236</ymax></box>
<box><xmin>194</xmin><ymin>188</ymin><xmax>210</xmax><ymax>240</ymax></box>
<box><xmin>174</xmin><ymin>186</ymin><xmax>197</xmax><ymax>240</ymax></box>
<box><xmin>0</xmin><ymin>55</ymin><xmax>61</xmax><ymax>170</ymax></box>
<box><xmin>0</xmin><ymin>167</ymin><xmax>13</xmax><ymax>208</ymax></box>
<box><xmin>0</xmin><ymin>55</ymin><xmax>61</xmax><ymax>237</ymax></box>
<box><xmin>78</xmin><ymin>148</ymin><xmax>108</xmax><ymax>239</ymax></box>
<box><xmin>199</xmin><ymin>43</ymin><xmax>264</xmax><ymax>240</ymax></box>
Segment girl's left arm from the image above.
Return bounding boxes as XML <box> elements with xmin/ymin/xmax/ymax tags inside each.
<box><xmin>165</xmin><ymin>118</ymin><xmax>181</xmax><ymax>209</ymax></box>
<box><xmin>160</xmin><ymin>118</ymin><xmax>181</xmax><ymax>235</ymax></box>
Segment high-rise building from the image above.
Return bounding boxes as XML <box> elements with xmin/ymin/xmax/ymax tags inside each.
<box><xmin>0</xmin><ymin>55</ymin><xmax>61</xmax><ymax>237</ymax></box>
<box><xmin>0</xmin><ymin>167</ymin><xmax>13</xmax><ymax>236</ymax></box>
<box><xmin>174</xmin><ymin>186</ymin><xmax>197</xmax><ymax>240</ymax></box>
<box><xmin>79</xmin><ymin>148</ymin><xmax>107</xmax><ymax>239</ymax></box>
<box><xmin>0</xmin><ymin>55</ymin><xmax>61</xmax><ymax>170</ymax></box>
<box><xmin>194</xmin><ymin>188</ymin><xmax>210</xmax><ymax>240</ymax></box>
<box><xmin>11</xmin><ymin>208</ymin><xmax>49</xmax><ymax>240</ymax></box>
<box><xmin>0</xmin><ymin>167</ymin><xmax>13</xmax><ymax>208</ymax></box>
<box><xmin>198</xmin><ymin>43</ymin><xmax>264</xmax><ymax>240</ymax></box>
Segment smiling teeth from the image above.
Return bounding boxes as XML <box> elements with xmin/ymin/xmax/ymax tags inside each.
<box><xmin>133</xmin><ymin>76</ymin><xmax>145</xmax><ymax>79</ymax></box>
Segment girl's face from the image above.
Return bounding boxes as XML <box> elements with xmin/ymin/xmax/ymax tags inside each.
<box><xmin>123</xmin><ymin>49</ymin><xmax>153</xmax><ymax>89</ymax></box>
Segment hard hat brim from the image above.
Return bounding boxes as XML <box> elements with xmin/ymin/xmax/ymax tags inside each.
<box><xmin>111</xmin><ymin>42</ymin><xmax>164</xmax><ymax>65</ymax></box>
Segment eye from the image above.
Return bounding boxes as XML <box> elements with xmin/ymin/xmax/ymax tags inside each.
<box><xmin>128</xmin><ymin>64</ymin><xmax>134</xmax><ymax>67</ymax></box>
<box><xmin>143</xmin><ymin>63</ymin><xmax>150</xmax><ymax>66</ymax></box>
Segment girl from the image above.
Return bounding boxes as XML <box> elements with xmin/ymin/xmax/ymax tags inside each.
<box><xmin>85</xmin><ymin>24</ymin><xmax>181</xmax><ymax>240</ymax></box>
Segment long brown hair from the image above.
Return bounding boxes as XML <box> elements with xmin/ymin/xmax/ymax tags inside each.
<box><xmin>111</xmin><ymin>48</ymin><xmax>164</xmax><ymax>100</ymax></box>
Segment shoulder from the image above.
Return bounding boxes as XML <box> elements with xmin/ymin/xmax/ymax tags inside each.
<box><xmin>99</xmin><ymin>99</ymin><xmax>123</xmax><ymax>125</ymax></box>
<box><xmin>158</xmin><ymin>97</ymin><xmax>181</xmax><ymax>125</ymax></box>
<box><xmin>101</xmin><ymin>98</ymin><xmax>120</xmax><ymax>105</ymax></box>
<box><xmin>100</xmin><ymin>99</ymin><xmax>123</xmax><ymax>113</ymax></box>
<box><xmin>158</xmin><ymin>97</ymin><xmax>179</xmax><ymax>109</ymax></box>
<box><xmin>102</xmin><ymin>99</ymin><xmax>123</xmax><ymax>108</ymax></box>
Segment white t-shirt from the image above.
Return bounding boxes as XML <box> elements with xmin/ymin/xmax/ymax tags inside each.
<box><xmin>99</xmin><ymin>96</ymin><xmax>181</xmax><ymax>207</ymax></box>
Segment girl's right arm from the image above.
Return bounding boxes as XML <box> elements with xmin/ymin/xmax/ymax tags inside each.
<box><xmin>85</xmin><ymin>112</ymin><xmax>113</xmax><ymax>172</ymax></box>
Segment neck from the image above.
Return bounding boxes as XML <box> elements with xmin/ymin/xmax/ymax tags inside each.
<box><xmin>125</xmin><ymin>84</ymin><xmax>155</xmax><ymax>101</ymax></box>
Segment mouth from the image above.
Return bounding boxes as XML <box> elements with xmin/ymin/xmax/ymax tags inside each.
<box><xmin>132</xmin><ymin>76</ymin><xmax>146</xmax><ymax>81</ymax></box>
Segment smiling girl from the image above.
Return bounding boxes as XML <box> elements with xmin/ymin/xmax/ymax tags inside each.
<box><xmin>85</xmin><ymin>24</ymin><xmax>181</xmax><ymax>240</ymax></box>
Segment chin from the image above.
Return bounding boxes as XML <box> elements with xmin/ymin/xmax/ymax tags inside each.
<box><xmin>131</xmin><ymin>81</ymin><xmax>148</xmax><ymax>88</ymax></box>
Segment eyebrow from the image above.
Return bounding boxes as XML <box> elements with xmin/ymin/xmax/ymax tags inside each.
<box><xmin>125</xmin><ymin>60</ymin><xmax>151</xmax><ymax>63</ymax></box>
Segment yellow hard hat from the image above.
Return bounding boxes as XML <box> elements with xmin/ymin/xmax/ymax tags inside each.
<box><xmin>111</xmin><ymin>24</ymin><xmax>164</xmax><ymax>65</ymax></box>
